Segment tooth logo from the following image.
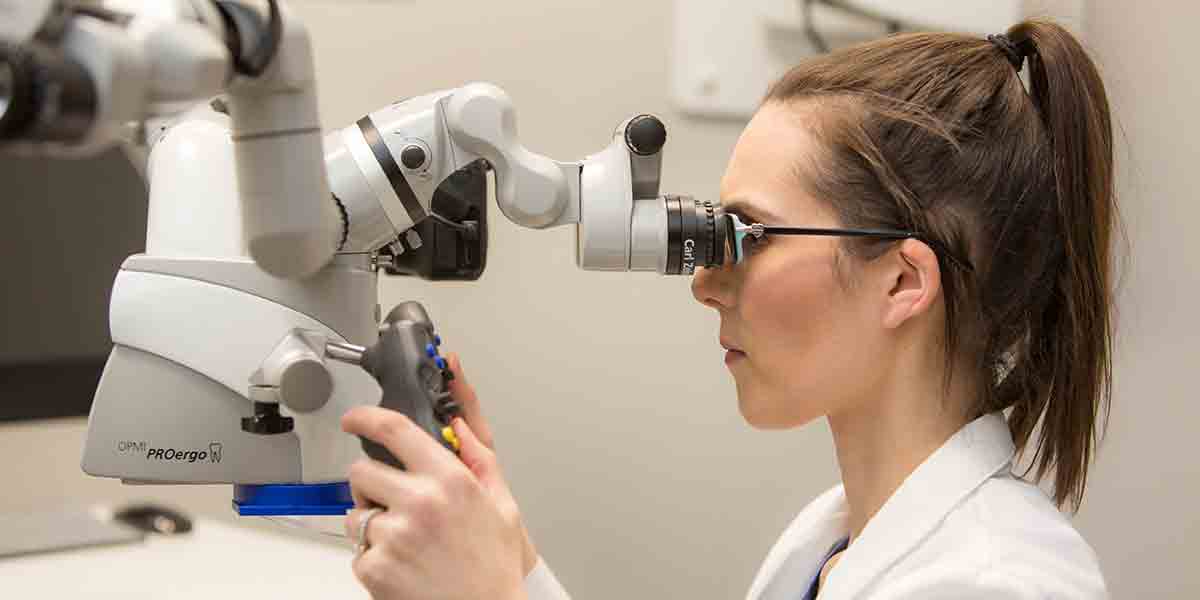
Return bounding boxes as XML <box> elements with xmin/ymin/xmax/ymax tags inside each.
<box><xmin>209</xmin><ymin>442</ymin><xmax>223</xmax><ymax>463</ymax></box>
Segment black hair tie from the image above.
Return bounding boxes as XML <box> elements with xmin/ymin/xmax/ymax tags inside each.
<box><xmin>987</xmin><ymin>34</ymin><xmax>1029</xmax><ymax>72</ymax></box>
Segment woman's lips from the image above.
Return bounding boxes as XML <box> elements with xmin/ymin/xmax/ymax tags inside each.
<box><xmin>720</xmin><ymin>336</ymin><xmax>745</xmax><ymax>365</ymax></box>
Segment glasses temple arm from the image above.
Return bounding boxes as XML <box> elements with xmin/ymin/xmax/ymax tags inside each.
<box><xmin>758</xmin><ymin>226</ymin><xmax>974</xmax><ymax>272</ymax></box>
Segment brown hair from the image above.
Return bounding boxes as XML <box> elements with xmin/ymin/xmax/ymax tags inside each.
<box><xmin>765</xmin><ymin>20</ymin><xmax>1115</xmax><ymax>511</ymax></box>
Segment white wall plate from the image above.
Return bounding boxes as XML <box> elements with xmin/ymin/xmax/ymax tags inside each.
<box><xmin>670</xmin><ymin>0</ymin><xmax>1076</xmax><ymax>120</ymax></box>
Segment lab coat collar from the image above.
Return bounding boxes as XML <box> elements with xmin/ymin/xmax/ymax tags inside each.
<box><xmin>822</xmin><ymin>411</ymin><xmax>1016</xmax><ymax>599</ymax></box>
<box><xmin>746</xmin><ymin>412</ymin><xmax>1015</xmax><ymax>600</ymax></box>
<box><xmin>748</xmin><ymin>485</ymin><xmax>850</xmax><ymax>600</ymax></box>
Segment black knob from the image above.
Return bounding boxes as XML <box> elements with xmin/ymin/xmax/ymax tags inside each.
<box><xmin>625</xmin><ymin>115</ymin><xmax>667</xmax><ymax>156</ymax></box>
<box><xmin>401</xmin><ymin>144</ymin><xmax>427</xmax><ymax>170</ymax></box>
<box><xmin>241</xmin><ymin>401</ymin><xmax>294</xmax><ymax>435</ymax></box>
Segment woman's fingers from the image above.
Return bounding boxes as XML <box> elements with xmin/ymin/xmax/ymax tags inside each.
<box><xmin>445</xmin><ymin>353</ymin><xmax>495</xmax><ymax>449</ymax></box>
<box><xmin>351</xmin><ymin>530</ymin><xmax>418</xmax><ymax>596</ymax></box>
<box><xmin>351</xmin><ymin>542</ymin><xmax>392</xmax><ymax>592</ymax></box>
<box><xmin>340</xmin><ymin>411</ymin><xmax>529</xmax><ymax>599</ymax></box>
<box><xmin>450</xmin><ymin>417</ymin><xmax>501</xmax><ymax>488</ymax></box>
<box><xmin>350</xmin><ymin>481</ymin><xmax>371</xmax><ymax>509</ymax></box>
<box><xmin>339</xmin><ymin>352</ymin><xmax>529</xmax><ymax>600</ymax></box>
<box><xmin>345</xmin><ymin>507</ymin><xmax>365</xmax><ymax>542</ymax></box>
<box><xmin>346</xmin><ymin>459</ymin><xmax>457</xmax><ymax>551</ymax></box>
<box><xmin>346</xmin><ymin>508</ymin><xmax>417</xmax><ymax>558</ymax></box>
<box><xmin>342</xmin><ymin>406</ymin><xmax>457</xmax><ymax>475</ymax></box>
<box><xmin>346</xmin><ymin>457</ymin><xmax>420</xmax><ymax>509</ymax></box>
<box><xmin>346</xmin><ymin>507</ymin><xmax>382</xmax><ymax>545</ymax></box>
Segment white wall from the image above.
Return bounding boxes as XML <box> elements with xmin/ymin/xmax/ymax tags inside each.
<box><xmin>1073</xmin><ymin>2</ymin><xmax>1200</xmax><ymax>597</ymax></box>
<box><xmin>1</xmin><ymin>1</ymin><xmax>1196</xmax><ymax>598</ymax></box>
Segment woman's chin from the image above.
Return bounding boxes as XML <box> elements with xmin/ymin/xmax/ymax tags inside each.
<box><xmin>736</xmin><ymin>392</ymin><xmax>785</xmax><ymax>430</ymax></box>
<box><xmin>732</xmin><ymin>369</ymin><xmax>804</xmax><ymax>429</ymax></box>
<box><xmin>736</xmin><ymin>388</ymin><xmax>823</xmax><ymax>430</ymax></box>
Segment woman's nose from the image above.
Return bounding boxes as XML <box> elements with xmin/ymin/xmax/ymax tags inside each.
<box><xmin>692</xmin><ymin>265</ymin><xmax>736</xmax><ymax>310</ymax></box>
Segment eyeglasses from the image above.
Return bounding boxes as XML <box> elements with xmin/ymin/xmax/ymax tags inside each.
<box><xmin>723</xmin><ymin>214</ymin><xmax>974</xmax><ymax>273</ymax></box>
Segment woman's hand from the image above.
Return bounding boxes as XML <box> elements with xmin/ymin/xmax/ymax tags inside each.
<box><xmin>342</xmin><ymin>353</ymin><xmax>536</xmax><ymax>600</ymax></box>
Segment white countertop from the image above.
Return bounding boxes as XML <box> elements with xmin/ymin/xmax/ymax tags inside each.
<box><xmin>0</xmin><ymin>517</ymin><xmax>369</xmax><ymax>599</ymax></box>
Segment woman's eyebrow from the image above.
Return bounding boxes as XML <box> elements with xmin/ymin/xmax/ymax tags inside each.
<box><xmin>722</xmin><ymin>198</ymin><xmax>780</xmax><ymax>223</ymax></box>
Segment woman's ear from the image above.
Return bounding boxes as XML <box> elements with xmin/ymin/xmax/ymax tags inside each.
<box><xmin>880</xmin><ymin>238</ymin><xmax>942</xmax><ymax>329</ymax></box>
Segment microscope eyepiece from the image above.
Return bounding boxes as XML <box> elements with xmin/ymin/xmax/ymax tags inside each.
<box><xmin>663</xmin><ymin>195</ymin><xmax>728</xmax><ymax>275</ymax></box>
<box><xmin>627</xmin><ymin>193</ymin><xmax>730</xmax><ymax>276</ymax></box>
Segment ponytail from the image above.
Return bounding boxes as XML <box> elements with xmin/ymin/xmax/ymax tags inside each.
<box><xmin>1001</xmin><ymin>20</ymin><xmax>1115</xmax><ymax>511</ymax></box>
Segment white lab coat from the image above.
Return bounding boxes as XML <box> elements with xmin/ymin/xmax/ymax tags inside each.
<box><xmin>522</xmin><ymin>412</ymin><xmax>1108</xmax><ymax>599</ymax></box>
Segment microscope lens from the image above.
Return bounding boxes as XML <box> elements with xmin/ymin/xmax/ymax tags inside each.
<box><xmin>663</xmin><ymin>194</ymin><xmax>728</xmax><ymax>275</ymax></box>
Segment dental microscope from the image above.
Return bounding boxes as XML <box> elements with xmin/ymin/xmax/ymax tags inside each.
<box><xmin>1</xmin><ymin>0</ymin><xmax>731</xmax><ymax>515</ymax></box>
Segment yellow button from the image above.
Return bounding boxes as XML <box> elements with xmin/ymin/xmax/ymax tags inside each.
<box><xmin>441</xmin><ymin>426</ymin><xmax>461</xmax><ymax>452</ymax></box>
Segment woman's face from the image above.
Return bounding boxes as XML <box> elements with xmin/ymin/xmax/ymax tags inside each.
<box><xmin>692</xmin><ymin>102</ymin><xmax>891</xmax><ymax>429</ymax></box>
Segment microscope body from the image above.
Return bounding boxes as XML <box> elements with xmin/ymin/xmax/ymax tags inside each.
<box><xmin>81</xmin><ymin>106</ymin><xmax>380</xmax><ymax>486</ymax></box>
<box><xmin>5</xmin><ymin>1</ymin><xmax>730</xmax><ymax>515</ymax></box>
<box><xmin>80</xmin><ymin>84</ymin><xmax>694</xmax><ymax>502</ymax></box>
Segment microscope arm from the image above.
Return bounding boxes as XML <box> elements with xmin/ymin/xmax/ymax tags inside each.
<box><xmin>329</xmin><ymin>83</ymin><xmax>678</xmax><ymax>273</ymax></box>
<box><xmin>442</xmin><ymin>85</ymin><xmax>580</xmax><ymax>229</ymax></box>
<box><xmin>0</xmin><ymin>0</ymin><xmax>337</xmax><ymax>278</ymax></box>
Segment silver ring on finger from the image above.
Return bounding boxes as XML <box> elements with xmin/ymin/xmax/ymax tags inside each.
<box><xmin>355</xmin><ymin>507</ymin><xmax>385</xmax><ymax>556</ymax></box>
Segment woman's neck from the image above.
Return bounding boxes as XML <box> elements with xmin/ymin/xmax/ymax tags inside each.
<box><xmin>827</xmin><ymin>360</ymin><xmax>973</xmax><ymax>542</ymax></box>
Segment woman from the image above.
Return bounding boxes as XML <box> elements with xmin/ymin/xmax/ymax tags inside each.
<box><xmin>340</xmin><ymin>18</ymin><xmax>1115</xmax><ymax>599</ymax></box>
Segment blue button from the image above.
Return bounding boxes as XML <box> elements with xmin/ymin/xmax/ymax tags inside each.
<box><xmin>434</xmin><ymin>335</ymin><xmax>443</xmax><ymax>346</ymax></box>
<box><xmin>435</xmin><ymin>357</ymin><xmax>447</xmax><ymax>370</ymax></box>
<box><xmin>425</xmin><ymin>343</ymin><xmax>436</xmax><ymax>357</ymax></box>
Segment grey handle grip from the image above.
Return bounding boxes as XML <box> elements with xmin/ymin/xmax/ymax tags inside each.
<box><xmin>358</xmin><ymin>302</ymin><xmax>460</xmax><ymax>469</ymax></box>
